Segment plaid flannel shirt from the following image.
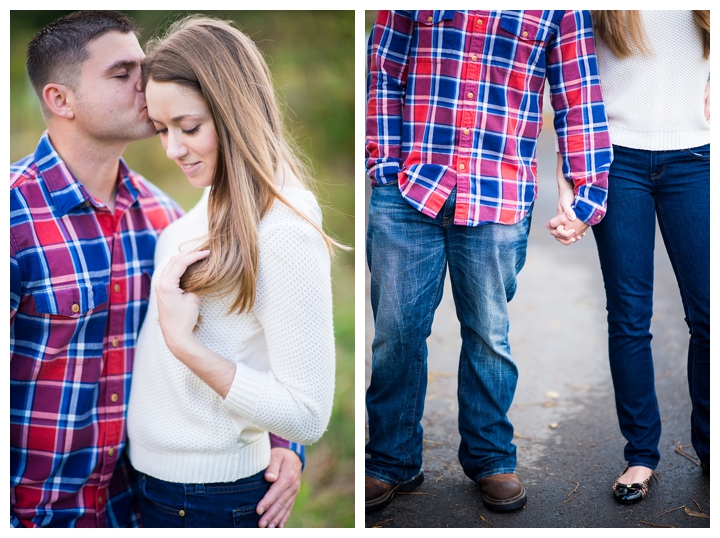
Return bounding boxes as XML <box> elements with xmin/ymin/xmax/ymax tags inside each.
<box><xmin>366</xmin><ymin>10</ymin><xmax>612</xmax><ymax>226</ymax></box>
<box><xmin>10</xmin><ymin>133</ymin><xmax>304</xmax><ymax>527</ymax></box>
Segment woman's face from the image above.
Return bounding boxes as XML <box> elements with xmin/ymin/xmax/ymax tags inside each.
<box><xmin>145</xmin><ymin>80</ymin><xmax>218</xmax><ymax>189</ymax></box>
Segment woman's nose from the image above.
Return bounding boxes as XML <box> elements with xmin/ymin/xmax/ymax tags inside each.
<box><xmin>165</xmin><ymin>132</ymin><xmax>188</xmax><ymax>160</ymax></box>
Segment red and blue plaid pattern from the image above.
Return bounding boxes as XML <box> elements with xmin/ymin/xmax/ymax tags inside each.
<box><xmin>366</xmin><ymin>10</ymin><xmax>612</xmax><ymax>226</ymax></box>
<box><xmin>10</xmin><ymin>133</ymin><xmax>184</xmax><ymax>527</ymax></box>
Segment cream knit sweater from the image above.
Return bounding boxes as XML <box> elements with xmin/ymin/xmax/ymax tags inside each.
<box><xmin>594</xmin><ymin>10</ymin><xmax>710</xmax><ymax>150</ymax></box>
<box><xmin>127</xmin><ymin>186</ymin><xmax>335</xmax><ymax>484</ymax></box>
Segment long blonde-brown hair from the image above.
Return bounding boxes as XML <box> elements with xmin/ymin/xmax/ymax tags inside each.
<box><xmin>142</xmin><ymin>16</ymin><xmax>338</xmax><ymax>314</ymax></box>
<box><xmin>592</xmin><ymin>10</ymin><xmax>710</xmax><ymax>59</ymax></box>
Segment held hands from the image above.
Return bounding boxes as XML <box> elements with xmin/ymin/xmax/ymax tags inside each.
<box><xmin>545</xmin><ymin>153</ymin><xmax>589</xmax><ymax>246</ymax></box>
<box><xmin>155</xmin><ymin>249</ymin><xmax>211</xmax><ymax>356</ymax></box>
<box><xmin>257</xmin><ymin>448</ymin><xmax>302</xmax><ymax>528</ymax></box>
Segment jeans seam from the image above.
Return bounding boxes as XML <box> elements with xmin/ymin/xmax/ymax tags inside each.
<box><xmin>400</xmin><ymin>261</ymin><xmax>446</xmax><ymax>475</ymax></box>
<box><xmin>656</xmin><ymin>202</ymin><xmax>700</xmax><ymax>449</ymax></box>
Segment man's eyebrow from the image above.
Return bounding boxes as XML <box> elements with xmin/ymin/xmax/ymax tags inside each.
<box><xmin>104</xmin><ymin>59</ymin><xmax>140</xmax><ymax>73</ymax></box>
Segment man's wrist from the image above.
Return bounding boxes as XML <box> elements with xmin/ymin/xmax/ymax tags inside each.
<box><xmin>269</xmin><ymin>434</ymin><xmax>306</xmax><ymax>471</ymax></box>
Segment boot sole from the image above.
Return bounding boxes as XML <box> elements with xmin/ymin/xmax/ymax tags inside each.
<box><xmin>482</xmin><ymin>485</ymin><xmax>527</xmax><ymax>512</ymax></box>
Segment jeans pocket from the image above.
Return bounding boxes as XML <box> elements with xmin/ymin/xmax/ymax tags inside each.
<box><xmin>138</xmin><ymin>473</ymin><xmax>185</xmax><ymax>517</ymax></box>
<box><xmin>232</xmin><ymin>504</ymin><xmax>261</xmax><ymax>528</ymax></box>
<box><xmin>684</xmin><ymin>144</ymin><xmax>710</xmax><ymax>160</ymax></box>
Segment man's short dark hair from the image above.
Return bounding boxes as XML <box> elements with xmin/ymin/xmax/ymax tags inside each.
<box><xmin>27</xmin><ymin>11</ymin><xmax>139</xmax><ymax>112</ymax></box>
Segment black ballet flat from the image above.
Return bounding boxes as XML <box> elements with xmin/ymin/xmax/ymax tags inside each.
<box><xmin>612</xmin><ymin>467</ymin><xmax>654</xmax><ymax>504</ymax></box>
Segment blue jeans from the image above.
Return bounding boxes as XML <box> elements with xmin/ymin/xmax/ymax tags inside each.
<box><xmin>129</xmin><ymin>465</ymin><xmax>271</xmax><ymax>528</ymax></box>
<box><xmin>592</xmin><ymin>144</ymin><xmax>710</xmax><ymax>469</ymax></box>
<box><xmin>365</xmin><ymin>184</ymin><xmax>531</xmax><ymax>484</ymax></box>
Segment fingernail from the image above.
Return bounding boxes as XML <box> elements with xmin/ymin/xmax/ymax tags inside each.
<box><xmin>269</xmin><ymin>523</ymin><xmax>276</xmax><ymax>529</ymax></box>
<box><xmin>260</xmin><ymin>520</ymin><xmax>267</xmax><ymax>528</ymax></box>
<box><xmin>258</xmin><ymin>507</ymin><xmax>265</xmax><ymax>515</ymax></box>
<box><xmin>266</xmin><ymin>473</ymin><xmax>276</xmax><ymax>480</ymax></box>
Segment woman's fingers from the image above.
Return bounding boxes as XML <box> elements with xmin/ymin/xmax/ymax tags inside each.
<box><xmin>159</xmin><ymin>250</ymin><xmax>210</xmax><ymax>290</ymax></box>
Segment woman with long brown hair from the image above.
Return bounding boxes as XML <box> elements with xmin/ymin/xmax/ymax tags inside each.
<box><xmin>125</xmin><ymin>16</ymin><xmax>337</xmax><ymax>527</ymax></box>
<box><xmin>548</xmin><ymin>10</ymin><xmax>709</xmax><ymax>504</ymax></box>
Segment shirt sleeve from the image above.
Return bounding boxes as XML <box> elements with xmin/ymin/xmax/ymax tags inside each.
<box><xmin>221</xmin><ymin>217</ymin><xmax>335</xmax><ymax>446</ymax></box>
<box><xmin>547</xmin><ymin>10</ymin><xmax>613</xmax><ymax>225</ymax></box>
<box><xmin>269</xmin><ymin>434</ymin><xmax>306</xmax><ymax>471</ymax></box>
<box><xmin>365</xmin><ymin>10</ymin><xmax>414</xmax><ymax>185</ymax></box>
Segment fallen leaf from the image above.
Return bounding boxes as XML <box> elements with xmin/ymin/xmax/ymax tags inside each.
<box><xmin>545</xmin><ymin>390</ymin><xmax>560</xmax><ymax>399</ymax></box>
<box><xmin>549</xmin><ymin>423</ymin><xmax>558</xmax><ymax>429</ymax></box>
<box><xmin>684</xmin><ymin>507</ymin><xmax>710</xmax><ymax>519</ymax></box>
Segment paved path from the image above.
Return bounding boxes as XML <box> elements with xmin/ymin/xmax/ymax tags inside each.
<box><xmin>364</xmin><ymin>127</ymin><xmax>710</xmax><ymax>528</ymax></box>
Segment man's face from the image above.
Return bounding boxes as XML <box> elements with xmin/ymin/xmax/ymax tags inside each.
<box><xmin>71</xmin><ymin>31</ymin><xmax>155</xmax><ymax>143</ymax></box>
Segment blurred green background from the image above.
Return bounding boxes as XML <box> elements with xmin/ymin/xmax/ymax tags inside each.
<box><xmin>10</xmin><ymin>10</ymin><xmax>354</xmax><ymax>528</ymax></box>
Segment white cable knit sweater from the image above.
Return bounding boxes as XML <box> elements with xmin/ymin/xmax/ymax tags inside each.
<box><xmin>127</xmin><ymin>186</ymin><xmax>335</xmax><ymax>484</ymax></box>
<box><xmin>594</xmin><ymin>10</ymin><xmax>710</xmax><ymax>150</ymax></box>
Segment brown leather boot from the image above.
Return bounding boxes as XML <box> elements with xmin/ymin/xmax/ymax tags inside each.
<box><xmin>365</xmin><ymin>472</ymin><xmax>424</xmax><ymax>513</ymax></box>
<box><xmin>479</xmin><ymin>473</ymin><xmax>527</xmax><ymax>511</ymax></box>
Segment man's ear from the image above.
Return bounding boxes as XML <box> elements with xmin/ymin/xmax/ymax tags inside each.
<box><xmin>43</xmin><ymin>83</ymin><xmax>75</xmax><ymax>120</ymax></box>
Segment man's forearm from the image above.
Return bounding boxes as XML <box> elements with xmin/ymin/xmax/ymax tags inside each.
<box><xmin>547</xmin><ymin>10</ymin><xmax>612</xmax><ymax>226</ymax></box>
<box><xmin>366</xmin><ymin>10</ymin><xmax>411</xmax><ymax>184</ymax></box>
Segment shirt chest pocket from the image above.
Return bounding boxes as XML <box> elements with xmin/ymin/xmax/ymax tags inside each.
<box><xmin>411</xmin><ymin>10</ymin><xmax>461</xmax><ymax>64</ymax></box>
<box><xmin>32</xmin><ymin>282</ymin><xmax>109</xmax><ymax>317</ymax></box>
<box><xmin>496</xmin><ymin>11</ymin><xmax>554</xmax><ymax>75</ymax></box>
<box><xmin>498</xmin><ymin>12</ymin><xmax>553</xmax><ymax>44</ymax></box>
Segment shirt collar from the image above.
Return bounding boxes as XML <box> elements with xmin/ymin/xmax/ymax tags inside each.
<box><xmin>34</xmin><ymin>132</ymin><xmax>140</xmax><ymax>216</ymax></box>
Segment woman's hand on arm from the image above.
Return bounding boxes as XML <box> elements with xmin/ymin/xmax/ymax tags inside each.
<box><xmin>705</xmin><ymin>79</ymin><xmax>710</xmax><ymax>123</ymax></box>
<box><xmin>155</xmin><ymin>249</ymin><xmax>236</xmax><ymax>398</ymax></box>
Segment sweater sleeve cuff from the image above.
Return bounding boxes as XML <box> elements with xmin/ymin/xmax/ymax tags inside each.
<box><xmin>222</xmin><ymin>362</ymin><xmax>270</xmax><ymax>420</ymax></box>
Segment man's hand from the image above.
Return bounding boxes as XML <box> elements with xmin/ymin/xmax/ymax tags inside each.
<box><xmin>704</xmin><ymin>79</ymin><xmax>710</xmax><ymax>123</ymax></box>
<box><xmin>257</xmin><ymin>448</ymin><xmax>302</xmax><ymax>528</ymax></box>
<box><xmin>546</xmin><ymin>153</ymin><xmax>589</xmax><ymax>245</ymax></box>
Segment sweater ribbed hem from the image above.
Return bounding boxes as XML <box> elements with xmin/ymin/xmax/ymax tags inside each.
<box><xmin>128</xmin><ymin>435</ymin><xmax>270</xmax><ymax>484</ymax></box>
<box><xmin>609</xmin><ymin>125</ymin><xmax>711</xmax><ymax>152</ymax></box>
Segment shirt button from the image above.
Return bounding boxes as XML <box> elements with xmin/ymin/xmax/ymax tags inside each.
<box><xmin>427</xmin><ymin>16</ymin><xmax>433</xmax><ymax>22</ymax></box>
<box><xmin>112</xmin><ymin>338</ymin><xmax>119</xmax><ymax>347</ymax></box>
<box><xmin>71</xmin><ymin>303</ymin><xmax>80</xmax><ymax>313</ymax></box>
<box><xmin>477</xmin><ymin>19</ymin><xmax>483</xmax><ymax>26</ymax></box>
<box><xmin>463</xmin><ymin>129</ymin><xmax>470</xmax><ymax>135</ymax></box>
<box><xmin>114</xmin><ymin>283</ymin><xmax>120</xmax><ymax>293</ymax></box>
<box><xmin>596</xmin><ymin>214</ymin><xmax>602</xmax><ymax>220</ymax></box>
<box><xmin>522</xmin><ymin>30</ymin><xmax>529</xmax><ymax>37</ymax></box>
<box><xmin>108</xmin><ymin>447</ymin><xmax>115</xmax><ymax>457</ymax></box>
<box><xmin>459</xmin><ymin>164</ymin><xmax>466</xmax><ymax>171</ymax></box>
<box><xmin>98</xmin><ymin>496</ymin><xmax>103</xmax><ymax>504</ymax></box>
<box><xmin>179</xmin><ymin>510</ymin><xmax>186</xmax><ymax>517</ymax></box>
<box><xmin>471</xmin><ymin>54</ymin><xmax>478</xmax><ymax>61</ymax></box>
<box><xmin>468</xmin><ymin>92</ymin><xmax>474</xmax><ymax>99</ymax></box>
<box><xmin>111</xmin><ymin>393</ymin><xmax>119</xmax><ymax>403</ymax></box>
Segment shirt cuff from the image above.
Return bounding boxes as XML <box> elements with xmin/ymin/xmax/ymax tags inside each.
<box><xmin>368</xmin><ymin>159</ymin><xmax>401</xmax><ymax>185</ymax></box>
<box><xmin>269</xmin><ymin>434</ymin><xmax>306</xmax><ymax>471</ymax></box>
<box><xmin>572</xmin><ymin>195</ymin><xmax>606</xmax><ymax>226</ymax></box>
